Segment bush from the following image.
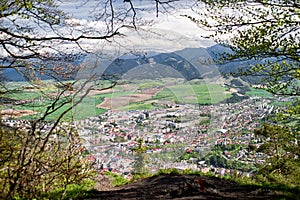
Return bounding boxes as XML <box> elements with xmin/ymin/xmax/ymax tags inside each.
<box><xmin>0</xmin><ymin>125</ymin><xmax>94</xmax><ymax>199</ymax></box>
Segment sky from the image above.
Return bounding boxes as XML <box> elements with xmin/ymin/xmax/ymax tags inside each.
<box><xmin>56</xmin><ymin>0</ymin><xmax>215</xmax><ymax>55</ymax></box>
<box><xmin>55</xmin><ymin>1</ymin><xmax>219</xmax><ymax>81</ymax></box>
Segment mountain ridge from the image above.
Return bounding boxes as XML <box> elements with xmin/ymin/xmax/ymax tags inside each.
<box><xmin>2</xmin><ymin>44</ymin><xmax>256</xmax><ymax>83</ymax></box>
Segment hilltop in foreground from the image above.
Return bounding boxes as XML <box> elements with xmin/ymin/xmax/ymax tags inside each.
<box><xmin>80</xmin><ymin>174</ymin><xmax>288</xmax><ymax>200</ymax></box>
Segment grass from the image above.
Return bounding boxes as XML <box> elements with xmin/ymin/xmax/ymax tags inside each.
<box><xmin>137</xmin><ymin>80</ymin><xmax>164</xmax><ymax>89</ymax></box>
<box><xmin>231</xmin><ymin>174</ymin><xmax>300</xmax><ymax>200</ymax></box>
<box><xmin>105</xmin><ymin>171</ymin><xmax>131</xmax><ymax>187</ymax></box>
<box><xmin>98</xmin><ymin>82</ymin><xmax>231</xmax><ymax>111</ymax></box>
<box><xmin>95</xmin><ymin>91</ymin><xmax>133</xmax><ymax>98</ymax></box>
<box><xmin>3</xmin><ymin>81</ymin><xmax>231</xmax><ymax>120</ymax></box>
<box><xmin>2</xmin><ymin>80</ymin><xmax>232</xmax><ymax>121</ymax></box>
<box><xmin>153</xmin><ymin>84</ymin><xmax>230</xmax><ymax>104</ymax></box>
<box><xmin>9</xmin><ymin>96</ymin><xmax>106</xmax><ymax>121</ymax></box>
<box><xmin>1</xmin><ymin>80</ymin><xmax>111</xmax><ymax>121</ymax></box>
<box><xmin>4</xmin><ymin>91</ymin><xmax>43</xmax><ymax>101</ymax></box>
<box><xmin>246</xmin><ymin>88</ymin><xmax>273</xmax><ymax>98</ymax></box>
<box><xmin>118</xmin><ymin>102</ymin><xmax>158</xmax><ymax>111</ymax></box>
<box><xmin>104</xmin><ymin>168</ymin><xmax>202</xmax><ymax>187</ymax></box>
<box><xmin>42</xmin><ymin>179</ymin><xmax>96</xmax><ymax>200</ymax></box>
<box><xmin>39</xmin><ymin>168</ymin><xmax>299</xmax><ymax>200</ymax></box>
<box><xmin>153</xmin><ymin>88</ymin><xmax>177</xmax><ymax>101</ymax></box>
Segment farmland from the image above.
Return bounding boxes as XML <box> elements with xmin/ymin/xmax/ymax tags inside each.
<box><xmin>1</xmin><ymin>78</ymin><xmax>244</xmax><ymax>121</ymax></box>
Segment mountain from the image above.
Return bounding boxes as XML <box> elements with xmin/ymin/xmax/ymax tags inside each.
<box><xmin>89</xmin><ymin>44</ymin><xmax>256</xmax><ymax>82</ymax></box>
<box><xmin>87</xmin><ymin>45</ymin><xmax>229</xmax><ymax>81</ymax></box>
<box><xmin>1</xmin><ymin>54</ymin><xmax>85</xmax><ymax>82</ymax></box>
<box><xmin>3</xmin><ymin>44</ymin><xmax>259</xmax><ymax>83</ymax></box>
<box><xmin>101</xmin><ymin>51</ymin><xmax>202</xmax><ymax>80</ymax></box>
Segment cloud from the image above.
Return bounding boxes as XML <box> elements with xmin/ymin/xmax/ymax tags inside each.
<box><xmin>57</xmin><ymin>0</ymin><xmax>215</xmax><ymax>53</ymax></box>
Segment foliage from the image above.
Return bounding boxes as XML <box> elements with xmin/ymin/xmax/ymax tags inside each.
<box><xmin>256</xmin><ymin>101</ymin><xmax>299</xmax><ymax>186</ymax></box>
<box><xmin>232</xmin><ymin>174</ymin><xmax>300</xmax><ymax>200</ymax></box>
<box><xmin>205</xmin><ymin>153</ymin><xmax>228</xmax><ymax>168</ymax></box>
<box><xmin>104</xmin><ymin>172</ymin><xmax>130</xmax><ymax>187</ymax></box>
<box><xmin>194</xmin><ymin>0</ymin><xmax>300</xmax><ymax>187</ymax></box>
<box><xmin>179</xmin><ymin>151</ymin><xmax>199</xmax><ymax>161</ymax></box>
<box><xmin>0</xmin><ymin>125</ymin><xmax>94</xmax><ymax>199</ymax></box>
<box><xmin>43</xmin><ymin>179</ymin><xmax>96</xmax><ymax>200</ymax></box>
<box><xmin>204</xmin><ymin>144</ymin><xmax>257</xmax><ymax>172</ymax></box>
<box><xmin>193</xmin><ymin>0</ymin><xmax>299</xmax><ymax>96</ymax></box>
<box><xmin>132</xmin><ymin>138</ymin><xmax>148</xmax><ymax>174</ymax></box>
<box><xmin>0</xmin><ymin>0</ymin><xmax>180</xmax><ymax>199</ymax></box>
<box><xmin>223</xmin><ymin>92</ymin><xmax>249</xmax><ymax>103</ymax></box>
<box><xmin>0</xmin><ymin>1</ymin><xmax>118</xmax><ymax>196</ymax></box>
<box><xmin>255</xmin><ymin>116</ymin><xmax>300</xmax><ymax>186</ymax></box>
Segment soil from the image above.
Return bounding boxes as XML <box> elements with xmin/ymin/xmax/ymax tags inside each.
<box><xmin>80</xmin><ymin>174</ymin><xmax>286</xmax><ymax>200</ymax></box>
<box><xmin>97</xmin><ymin>87</ymin><xmax>162</xmax><ymax>109</ymax></box>
<box><xmin>1</xmin><ymin>109</ymin><xmax>37</xmax><ymax>118</ymax></box>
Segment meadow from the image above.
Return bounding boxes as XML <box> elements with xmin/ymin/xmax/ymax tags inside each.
<box><xmin>1</xmin><ymin>78</ymin><xmax>261</xmax><ymax>121</ymax></box>
<box><xmin>153</xmin><ymin>83</ymin><xmax>231</xmax><ymax>104</ymax></box>
<box><xmin>246</xmin><ymin>88</ymin><xmax>273</xmax><ymax>98</ymax></box>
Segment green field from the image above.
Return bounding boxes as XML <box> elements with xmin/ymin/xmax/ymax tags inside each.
<box><xmin>136</xmin><ymin>80</ymin><xmax>164</xmax><ymax>89</ymax></box>
<box><xmin>115</xmin><ymin>83</ymin><xmax>231</xmax><ymax>111</ymax></box>
<box><xmin>1</xmin><ymin>82</ymin><xmax>106</xmax><ymax>121</ymax></box>
<box><xmin>1</xmin><ymin>79</ymin><xmax>233</xmax><ymax>120</ymax></box>
<box><xmin>118</xmin><ymin>102</ymin><xmax>157</xmax><ymax>111</ymax></box>
<box><xmin>246</xmin><ymin>88</ymin><xmax>273</xmax><ymax>98</ymax></box>
<box><xmin>10</xmin><ymin>96</ymin><xmax>106</xmax><ymax>121</ymax></box>
<box><xmin>153</xmin><ymin>84</ymin><xmax>230</xmax><ymax>104</ymax></box>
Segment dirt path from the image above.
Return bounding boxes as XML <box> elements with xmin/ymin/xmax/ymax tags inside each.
<box><xmin>80</xmin><ymin>174</ymin><xmax>286</xmax><ymax>200</ymax></box>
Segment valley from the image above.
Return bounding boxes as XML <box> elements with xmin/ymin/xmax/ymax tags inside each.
<box><xmin>0</xmin><ymin>77</ymin><xmax>285</xmax><ymax>179</ymax></box>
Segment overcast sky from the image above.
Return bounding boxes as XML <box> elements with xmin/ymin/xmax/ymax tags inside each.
<box><xmin>57</xmin><ymin>0</ymin><xmax>215</xmax><ymax>54</ymax></box>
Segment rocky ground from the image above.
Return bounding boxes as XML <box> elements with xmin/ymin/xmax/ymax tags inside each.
<box><xmin>79</xmin><ymin>174</ymin><xmax>288</xmax><ymax>200</ymax></box>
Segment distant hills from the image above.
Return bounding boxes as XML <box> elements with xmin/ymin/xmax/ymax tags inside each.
<box><xmin>2</xmin><ymin>44</ymin><xmax>258</xmax><ymax>84</ymax></box>
<box><xmin>96</xmin><ymin>44</ymin><xmax>258</xmax><ymax>84</ymax></box>
<box><xmin>99</xmin><ymin>45</ymin><xmax>226</xmax><ymax>80</ymax></box>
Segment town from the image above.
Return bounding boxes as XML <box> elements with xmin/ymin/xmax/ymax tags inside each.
<box><xmin>1</xmin><ymin>95</ymin><xmax>280</xmax><ymax>179</ymax></box>
<box><xmin>74</xmin><ymin>96</ymin><xmax>276</xmax><ymax>178</ymax></box>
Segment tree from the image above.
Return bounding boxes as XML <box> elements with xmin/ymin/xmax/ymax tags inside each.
<box><xmin>190</xmin><ymin>0</ymin><xmax>299</xmax><ymax>95</ymax></box>
<box><xmin>254</xmin><ymin>122</ymin><xmax>300</xmax><ymax>185</ymax></box>
<box><xmin>132</xmin><ymin>138</ymin><xmax>148</xmax><ymax>174</ymax></box>
<box><xmin>192</xmin><ymin>0</ymin><xmax>299</xmax><ymax>186</ymax></box>
<box><xmin>0</xmin><ymin>124</ymin><xmax>93</xmax><ymax>199</ymax></box>
<box><xmin>0</xmin><ymin>0</ymin><xmax>179</xmax><ymax>198</ymax></box>
<box><xmin>0</xmin><ymin>0</ymin><xmax>174</xmax><ymax>83</ymax></box>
